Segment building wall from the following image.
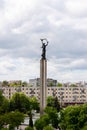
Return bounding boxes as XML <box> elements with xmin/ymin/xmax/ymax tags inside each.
<box><xmin>0</xmin><ymin>86</ymin><xmax>87</xmax><ymax>106</ymax></box>
<box><xmin>29</xmin><ymin>78</ymin><xmax>57</xmax><ymax>87</ymax></box>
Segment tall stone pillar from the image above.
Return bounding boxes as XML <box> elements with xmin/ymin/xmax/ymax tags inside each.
<box><xmin>40</xmin><ymin>38</ymin><xmax>48</xmax><ymax>115</ymax></box>
<box><xmin>40</xmin><ymin>59</ymin><xmax>47</xmax><ymax>115</ymax></box>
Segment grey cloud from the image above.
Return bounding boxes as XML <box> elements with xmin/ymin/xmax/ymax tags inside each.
<box><xmin>6</xmin><ymin>66</ymin><xmax>16</xmax><ymax>71</ymax></box>
<box><xmin>0</xmin><ymin>0</ymin><xmax>5</xmax><ymax>9</ymax></box>
<box><xmin>48</xmin><ymin>26</ymin><xmax>87</xmax><ymax>59</ymax></box>
<box><xmin>0</xmin><ymin>0</ymin><xmax>87</xmax><ymax>81</ymax></box>
<box><xmin>57</xmin><ymin>58</ymin><xmax>87</xmax><ymax>71</ymax></box>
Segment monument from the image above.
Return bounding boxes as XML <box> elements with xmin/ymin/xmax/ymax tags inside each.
<box><xmin>40</xmin><ymin>38</ymin><xmax>48</xmax><ymax>115</ymax></box>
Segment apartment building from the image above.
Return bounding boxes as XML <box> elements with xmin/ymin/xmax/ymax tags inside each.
<box><xmin>29</xmin><ymin>78</ymin><xmax>40</xmax><ymax>87</ymax></box>
<box><xmin>47</xmin><ymin>86</ymin><xmax>87</xmax><ymax>106</ymax></box>
<box><xmin>29</xmin><ymin>78</ymin><xmax>57</xmax><ymax>87</ymax></box>
<box><xmin>0</xmin><ymin>85</ymin><xmax>87</xmax><ymax>107</ymax></box>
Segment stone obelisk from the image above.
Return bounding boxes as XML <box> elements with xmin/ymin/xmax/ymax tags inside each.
<box><xmin>40</xmin><ymin>39</ymin><xmax>48</xmax><ymax>115</ymax></box>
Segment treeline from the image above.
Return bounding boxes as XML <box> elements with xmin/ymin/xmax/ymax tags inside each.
<box><xmin>1</xmin><ymin>80</ymin><xmax>80</xmax><ymax>87</ymax></box>
<box><xmin>0</xmin><ymin>92</ymin><xmax>87</xmax><ymax>130</ymax></box>
<box><xmin>35</xmin><ymin>96</ymin><xmax>87</xmax><ymax>130</ymax></box>
<box><xmin>1</xmin><ymin>80</ymin><xmax>29</xmax><ymax>87</ymax></box>
<box><xmin>0</xmin><ymin>91</ymin><xmax>39</xmax><ymax>129</ymax></box>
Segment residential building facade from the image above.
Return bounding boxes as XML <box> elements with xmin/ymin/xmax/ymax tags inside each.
<box><xmin>0</xmin><ymin>85</ymin><xmax>87</xmax><ymax>107</ymax></box>
<box><xmin>29</xmin><ymin>78</ymin><xmax>57</xmax><ymax>87</ymax></box>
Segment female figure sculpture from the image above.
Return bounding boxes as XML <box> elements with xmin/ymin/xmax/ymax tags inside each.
<box><xmin>41</xmin><ymin>39</ymin><xmax>48</xmax><ymax>59</ymax></box>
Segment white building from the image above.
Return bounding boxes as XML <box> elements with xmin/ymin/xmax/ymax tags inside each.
<box><xmin>29</xmin><ymin>78</ymin><xmax>57</xmax><ymax>87</ymax></box>
<box><xmin>0</xmin><ymin>85</ymin><xmax>87</xmax><ymax>107</ymax></box>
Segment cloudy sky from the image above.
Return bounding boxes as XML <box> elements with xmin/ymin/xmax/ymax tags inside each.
<box><xmin>0</xmin><ymin>0</ymin><xmax>87</xmax><ymax>82</ymax></box>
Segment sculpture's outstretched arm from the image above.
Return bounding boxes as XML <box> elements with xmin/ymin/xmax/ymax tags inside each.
<box><xmin>46</xmin><ymin>42</ymin><xmax>48</xmax><ymax>46</ymax></box>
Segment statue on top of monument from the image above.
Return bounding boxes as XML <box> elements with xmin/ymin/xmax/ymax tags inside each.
<box><xmin>41</xmin><ymin>38</ymin><xmax>48</xmax><ymax>59</ymax></box>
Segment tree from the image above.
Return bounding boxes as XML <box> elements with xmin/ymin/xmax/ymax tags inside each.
<box><xmin>8</xmin><ymin>111</ymin><xmax>24</xmax><ymax>129</ymax></box>
<box><xmin>30</xmin><ymin>96</ymin><xmax>40</xmax><ymax>111</ymax></box>
<box><xmin>81</xmin><ymin>125</ymin><xmax>87</xmax><ymax>130</ymax></box>
<box><xmin>0</xmin><ymin>111</ymin><xmax>24</xmax><ymax>129</ymax></box>
<box><xmin>35</xmin><ymin>114</ymin><xmax>49</xmax><ymax>130</ymax></box>
<box><xmin>1</xmin><ymin>98</ymin><xmax>9</xmax><ymax>113</ymax></box>
<box><xmin>43</xmin><ymin>125</ymin><xmax>54</xmax><ymax>130</ymax></box>
<box><xmin>2</xmin><ymin>81</ymin><xmax>9</xmax><ymax>87</ymax></box>
<box><xmin>48</xmin><ymin>82</ymin><xmax>53</xmax><ymax>87</ymax></box>
<box><xmin>44</xmin><ymin>107</ymin><xmax>59</xmax><ymax>129</ymax></box>
<box><xmin>53</xmin><ymin>96</ymin><xmax>60</xmax><ymax>112</ymax></box>
<box><xmin>1</xmin><ymin>128</ymin><xmax>9</xmax><ymax>130</ymax></box>
<box><xmin>0</xmin><ymin>91</ymin><xmax>9</xmax><ymax>114</ymax></box>
<box><xmin>10</xmin><ymin>93</ymin><xmax>21</xmax><ymax>111</ymax></box>
<box><xmin>57</xmin><ymin>83</ymin><xmax>62</xmax><ymax>87</ymax></box>
<box><xmin>27</xmin><ymin>97</ymin><xmax>40</xmax><ymax>127</ymax></box>
<box><xmin>46</xmin><ymin>96</ymin><xmax>60</xmax><ymax>112</ymax></box>
<box><xmin>9</xmin><ymin>92</ymin><xmax>30</xmax><ymax>113</ymax></box>
<box><xmin>60</xmin><ymin>105</ymin><xmax>81</xmax><ymax>130</ymax></box>
<box><xmin>25</xmin><ymin>126</ymin><xmax>34</xmax><ymax>130</ymax></box>
<box><xmin>70</xmin><ymin>84</ymin><xmax>77</xmax><ymax>87</ymax></box>
<box><xmin>9</xmin><ymin>80</ymin><xmax>22</xmax><ymax>87</ymax></box>
<box><xmin>78</xmin><ymin>104</ymin><xmax>87</xmax><ymax>128</ymax></box>
<box><xmin>0</xmin><ymin>115</ymin><xmax>6</xmax><ymax>129</ymax></box>
<box><xmin>46</xmin><ymin>96</ymin><xmax>54</xmax><ymax>107</ymax></box>
<box><xmin>22</xmin><ymin>81</ymin><xmax>28</xmax><ymax>87</ymax></box>
<box><xmin>9</xmin><ymin>93</ymin><xmax>40</xmax><ymax>128</ymax></box>
<box><xmin>27</xmin><ymin>111</ymin><xmax>33</xmax><ymax>127</ymax></box>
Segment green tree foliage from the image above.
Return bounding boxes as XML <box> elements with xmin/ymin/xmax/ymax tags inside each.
<box><xmin>30</xmin><ymin>97</ymin><xmax>40</xmax><ymax>111</ymax></box>
<box><xmin>57</xmin><ymin>83</ymin><xmax>62</xmax><ymax>87</ymax></box>
<box><xmin>9</xmin><ymin>124</ymin><xmax>15</xmax><ymax>130</ymax></box>
<box><xmin>2</xmin><ymin>81</ymin><xmax>9</xmax><ymax>87</ymax></box>
<box><xmin>43</xmin><ymin>125</ymin><xmax>54</xmax><ymax>130</ymax></box>
<box><xmin>9</xmin><ymin>80</ymin><xmax>22</xmax><ymax>87</ymax></box>
<box><xmin>46</xmin><ymin>96</ymin><xmax>60</xmax><ymax>129</ymax></box>
<box><xmin>70</xmin><ymin>84</ymin><xmax>78</xmax><ymax>87</ymax></box>
<box><xmin>28</xmin><ymin>97</ymin><xmax>39</xmax><ymax>127</ymax></box>
<box><xmin>27</xmin><ymin>111</ymin><xmax>33</xmax><ymax>127</ymax></box>
<box><xmin>9</xmin><ymin>82</ymin><xmax>17</xmax><ymax>87</ymax></box>
<box><xmin>35</xmin><ymin>114</ymin><xmax>49</xmax><ymax>130</ymax></box>
<box><xmin>60</xmin><ymin>104</ymin><xmax>87</xmax><ymax>130</ymax></box>
<box><xmin>27</xmin><ymin>97</ymin><xmax>40</xmax><ymax>127</ymax></box>
<box><xmin>0</xmin><ymin>114</ymin><xmax>7</xmax><ymax>129</ymax></box>
<box><xmin>0</xmin><ymin>91</ymin><xmax>9</xmax><ymax>114</ymax></box>
<box><xmin>25</xmin><ymin>126</ymin><xmax>34</xmax><ymax>130</ymax></box>
<box><xmin>9</xmin><ymin>92</ymin><xmax>30</xmax><ymax>113</ymax></box>
<box><xmin>78</xmin><ymin>104</ymin><xmax>87</xmax><ymax>128</ymax></box>
<box><xmin>44</xmin><ymin>107</ymin><xmax>59</xmax><ymax>129</ymax></box>
<box><xmin>0</xmin><ymin>111</ymin><xmax>24</xmax><ymax>129</ymax></box>
<box><xmin>22</xmin><ymin>81</ymin><xmax>28</xmax><ymax>87</ymax></box>
<box><xmin>60</xmin><ymin>105</ymin><xmax>80</xmax><ymax>130</ymax></box>
<box><xmin>1</xmin><ymin>128</ymin><xmax>9</xmax><ymax>130</ymax></box>
<box><xmin>1</xmin><ymin>98</ymin><xmax>9</xmax><ymax>113</ymax></box>
<box><xmin>8</xmin><ymin>111</ymin><xmax>24</xmax><ymax>129</ymax></box>
<box><xmin>80</xmin><ymin>125</ymin><xmax>87</xmax><ymax>130</ymax></box>
<box><xmin>46</xmin><ymin>96</ymin><xmax>54</xmax><ymax>107</ymax></box>
<box><xmin>10</xmin><ymin>93</ymin><xmax>40</xmax><ymax>113</ymax></box>
<box><xmin>48</xmin><ymin>82</ymin><xmax>53</xmax><ymax>87</ymax></box>
<box><xmin>10</xmin><ymin>93</ymin><xmax>40</xmax><ymax>128</ymax></box>
<box><xmin>54</xmin><ymin>96</ymin><xmax>60</xmax><ymax>112</ymax></box>
<box><xmin>46</xmin><ymin>96</ymin><xmax>60</xmax><ymax>112</ymax></box>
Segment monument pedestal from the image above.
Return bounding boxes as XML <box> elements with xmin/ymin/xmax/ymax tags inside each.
<box><xmin>40</xmin><ymin>59</ymin><xmax>47</xmax><ymax>115</ymax></box>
